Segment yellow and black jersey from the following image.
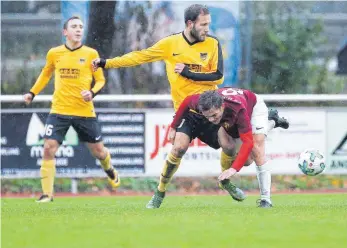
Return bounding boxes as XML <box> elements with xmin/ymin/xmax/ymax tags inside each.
<box><xmin>30</xmin><ymin>45</ymin><xmax>105</xmax><ymax>117</ymax></box>
<box><xmin>105</xmin><ymin>32</ymin><xmax>224</xmax><ymax>110</ymax></box>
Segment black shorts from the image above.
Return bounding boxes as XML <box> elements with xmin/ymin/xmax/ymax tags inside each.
<box><xmin>44</xmin><ymin>114</ymin><xmax>102</xmax><ymax>144</ymax></box>
<box><xmin>175</xmin><ymin>111</ymin><xmax>221</xmax><ymax>149</ymax></box>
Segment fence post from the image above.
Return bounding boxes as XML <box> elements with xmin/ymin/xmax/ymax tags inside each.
<box><xmin>71</xmin><ymin>178</ymin><xmax>78</xmax><ymax>194</ymax></box>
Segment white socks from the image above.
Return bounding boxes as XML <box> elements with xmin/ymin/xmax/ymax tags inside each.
<box><xmin>256</xmin><ymin>162</ymin><xmax>272</xmax><ymax>203</ymax></box>
<box><xmin>267</xmin><ymin>120</ymin><xmax>275</xmax><ymax>133</ymax></box>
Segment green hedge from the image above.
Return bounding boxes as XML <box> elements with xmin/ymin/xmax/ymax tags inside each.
<box><xmin>1</xmin><ymin>175</ymin><xmax>346</xmax><ymax>194</ymax></box>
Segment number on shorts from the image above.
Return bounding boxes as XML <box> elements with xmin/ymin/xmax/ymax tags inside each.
<box><xmin>177</xmin><ymin>119</ymin><xmax>186</xmax><ymax>129</ymax></box>
<box><xmin>45</xmin><ymin>124</ymin><xmax>53</xmax><ymax>136</ymax></box>
<box><xmin>221</xmin><ymin>88</ymin><xmax>244</xmax><ymax>96</ymax></box>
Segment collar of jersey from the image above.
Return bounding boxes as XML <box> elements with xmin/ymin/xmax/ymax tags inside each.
<box><xmin>64</xmin><ymin>44</ymin><xmax>83</xmax><ymax>52</ymax></box>
<box><xmin>182</xmin><ymin>31</ymin><xmax>201</xmax><ymax>46</ymax></box>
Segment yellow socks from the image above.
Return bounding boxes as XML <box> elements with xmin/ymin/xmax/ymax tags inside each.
<box><xmin>220</xmin><ymin>151</ymin><xmax>236</xmax><ymax>172</ymax></box>
<box><xmin>40</xmin><ymin>159</ymin><xmax>56</xmax><ymax>197</ymax></box>
<box><xmin>100</xmin><ymin>150</ymin><xmax>112</xmax><ymax>171</ymax></box>
<box><xmin>158</xmin><ymin>153</ymin><xmax>182</xmax><ymax>192</ymax></box>
<box><xmin>100</xmin><ymin>150</ymin><xmax>120</xmax><ymax>182</ymax></box>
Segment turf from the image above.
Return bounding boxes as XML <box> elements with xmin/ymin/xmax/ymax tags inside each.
<box><xmin>1</xmin><ymin>194</ymin><xmax>346</xmax><ymax>248</ymax></box>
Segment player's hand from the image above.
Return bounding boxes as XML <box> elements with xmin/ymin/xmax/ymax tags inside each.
<box><xmin>23</xmin><ymin>93</ymin><xmax>34</xmax><ymax>105</ymax></box>
<box><xmin>174</xmin><ymin>63</ymin><xmax>186</xmax><ymax>74</ymax></box>
<box><xmin>218</xmin><ymin>168</ymin><xmax>237</xmax><ymax>181</ymax></box>
<box><xmin>81</xmin><ymin>90</ymin><xmax>93</xmax><ymax>102</ymax></box>
<box><xmin>168</xmin><ymin>127</ymin><xmax>176</xmax><ymax>144</ymax></box>
<box><xmin>92</xmin><ymin>58</ymin><xmax>101</xmax><ymax>72</ymax></box>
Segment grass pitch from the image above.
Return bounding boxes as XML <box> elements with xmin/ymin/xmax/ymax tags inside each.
<box><xmin>2</xmin><ymin>194</ymin><xmax>346</xmax><ymax>248</ymax></box>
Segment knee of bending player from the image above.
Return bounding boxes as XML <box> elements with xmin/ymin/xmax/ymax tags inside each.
<box><xmin>244</xmin><ymin>157</ymin><xmax>254</xmax><ymax>167</ymax></box>
<box><xmin>221</xmin><ymin>142</ymin><xmax>236</xmax><ymax>156</ymax></box>
<box><xmin>219</xmin><ymin>137</ymin><xmax>236</xmax><ymax>156</ymax></box>
<box><xmin>172</xmin><ymin>145</ymin><xmax>188</xmax><ymax>158</ymax></box>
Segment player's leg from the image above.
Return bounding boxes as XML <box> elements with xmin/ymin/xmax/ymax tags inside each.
<box><xmin>37</xmin><ymin>114</ymin><xmax>69</xmax><ymax>203</ymax></box>
<box><xmin>147</xmin><ymin>113</ymin><xmax>195</xmax><ymax>209</ymax></box>
<box><xmin>215</xmin><ymin>127</ymin><xmax>246</xmax><ymax>201</ymax></box>
<box><xmin>233</xmin><ymin>138</ymin><xmax>255</xmax><ymax>167</ymax></box>
<box><xmin>252</xmin><ymin>134</ymin><xmax>272</xmax><ymax>208</ymax></box>
<box><xmin>268</xmin><ymin>109</ymin><xmax>289</xmax><ymax>130</ymax></box>
<box><xmin>86</xmin><ymin>142</ymin><xmax>120</xmax><ymax>188</ymax></box>
<box><xmin>217</xmin><ymin>127</ymin><xmax>237</xmax><ymax>172</ymax></box>
<box><xmin>72</xmin><ymin>117</ymin><xmax>120</xmax><ymax>188</ymax></box>
<box><xmin>158</xmin><ymin>132</ymin><xmax>188</xmax><ymax>192</ymax></box>
<box><xmin>146</xmin><ymin>132</ymin><xmax>189</xmax><ymax>209</ymax></box>
<box><xmin>252</xmin><ymin>95</ymin><xmax>273</xmax><ymax>208</ymax></box>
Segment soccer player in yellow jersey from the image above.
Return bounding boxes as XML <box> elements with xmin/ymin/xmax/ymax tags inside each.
<box><xmin>92</xmin><ymin>4</ymin><xmax>242</xmax><ymax>208</ymax></box>
<box><xmin>23</xmin><ymin>16</ymin><xmax>120</xmax><ymax>203</ymax></box>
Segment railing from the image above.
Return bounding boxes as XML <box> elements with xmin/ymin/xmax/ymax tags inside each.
<box><xmin>1</xmin><ymin>94</ymin><xmax>347</xmax><ymax>103</ymax></box>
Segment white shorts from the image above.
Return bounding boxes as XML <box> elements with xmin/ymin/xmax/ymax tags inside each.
<box><xmin>250</xmin><ymin>94</ymin><xmax>268</xmax><ymax>135</ymax></box>
<box><xmin>234</xmin><ymin>94</ymin><xmax>268</xmax><ymax>153</ymax></box>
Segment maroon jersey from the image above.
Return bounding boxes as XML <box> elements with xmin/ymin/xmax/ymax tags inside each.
<box><xmin>217</xmin><ymin>87</ymin><xmax>257</xmax><ymax>135</ymax></box>
<box><xmin>171</xmin><ymin>87</ymin><xmax>257</xmax><ymax>171</ymax></box>
<box><xmin>172</xmin><ymin>87</ymin><xmax>257</xmax><ymax>134</ymax></box>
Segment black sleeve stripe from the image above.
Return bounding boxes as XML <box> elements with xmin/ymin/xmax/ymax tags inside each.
<box><xmin>207</xmin><ymin>35</ymin><xmax>224</xmax><ymax>74</ymax></box>
<box><xmin>216</xmin><ymin>39</ymin><xmax>224</xmax><ymax>74</ymax></box>
<box><xmin>181</xmin><ymin>67</ymin><xmax>223</xmax><ymax>81</ymax></box>
<box><xmin>180</xmin><ymin>36</ymin><xmax>224</xmax><ymax>82</ymax></box>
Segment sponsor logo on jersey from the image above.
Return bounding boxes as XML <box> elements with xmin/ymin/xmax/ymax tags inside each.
<box><xmin>200</xmin><ymin>53</ymin><xmax>208</xmax><ymax>60</ymax></box>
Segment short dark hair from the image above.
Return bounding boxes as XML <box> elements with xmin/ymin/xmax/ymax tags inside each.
<box><xmin>184</xmin><ymin>4</ymin><xmax>209</xmax><ymax>25</ymax></box>
<box><xmin>198</xmin><ymin>90</ymin><xmax>223</xmax><ymax>112</ymax></box>
<box><xmin>63</xmin><ymin>16</ymin><xmax>82</xmax><ymax>29</ymax></box>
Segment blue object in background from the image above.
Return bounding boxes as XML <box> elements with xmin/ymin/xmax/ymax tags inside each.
<box><xmin>209</xmin><ymin>7</ymin><xmax>241</xmax><ymax>87</ymax></box>
<box><xmin>61</xmin><ymin>1</ymin><xmax>90</xmax><ymax>43</ymax></box>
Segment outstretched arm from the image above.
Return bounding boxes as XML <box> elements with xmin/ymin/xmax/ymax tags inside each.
<box><xmin>92</xmin><ymin>37</ymin><xmax>170</xmax><ymax>70</ymax></box>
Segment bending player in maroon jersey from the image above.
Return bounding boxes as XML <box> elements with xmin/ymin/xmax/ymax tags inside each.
<box><xmin>171</xmin><ymin>87</ymin><xmax>289</xmax><ymax>208</ymax></box>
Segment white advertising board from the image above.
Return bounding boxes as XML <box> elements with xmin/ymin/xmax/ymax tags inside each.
<box><xmin>145</xmin><ymin>110</ymin><xmax>221</xmax><ymax>176</ymax></box>
<box><xmin>326</xmin><ymin>109</ymin><xmax>347</xmax><ymax>174</ymax></box>
<box><xmin>263</xmin><ymin>108</ymin><xmax>326</xmax><ymax>175</ymax></box>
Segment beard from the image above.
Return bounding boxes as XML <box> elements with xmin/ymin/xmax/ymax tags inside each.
<box><xmin>190</xmin><ymin>25</ymin><xmax>204</xmax><ymax>42</ymax></box>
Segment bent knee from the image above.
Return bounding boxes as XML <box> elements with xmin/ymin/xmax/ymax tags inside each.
<box><xmin>219</xmin><ymin>139</ymin><xmax>236</xmax><ymax>156</ymax></box>
<box><xmin>222</xmin><ymin>146</ymin><xmax>236</xmax><ymax>157</ymax></box>
<box><xmin>172</xmin><ymin>146</ymin><xmax>188</xmax><ymax>158</ymax></box>
<box><xmin>244</xmin><ymin>158</ymin><xmax>254</xmax><ymax>167</ymax></box>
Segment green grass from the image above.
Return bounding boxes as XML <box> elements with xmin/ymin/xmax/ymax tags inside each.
<box><xmin>2</xmin><ymin>194</ymin><xmax>347</xmax><ymax>248</ymax></box>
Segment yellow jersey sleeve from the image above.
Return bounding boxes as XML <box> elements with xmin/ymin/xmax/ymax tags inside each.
<box><xmin>105</xmin><ymin>37</ymin><xmax>171</xmax><ymax>68</ymax></box>
<box><xmin>180</xmin><ymin>38</ymin><xmax>224</xmax><ymax>86</ymax></box>
<box><xmin>91</xmin><ymin>50</ymin><xmax>106</xmax><ymax>95</ymax></box>
<box><xmin>30</xmin><ymin>49</ymin><xmax>55</xmax><ymax>95</ymax></box>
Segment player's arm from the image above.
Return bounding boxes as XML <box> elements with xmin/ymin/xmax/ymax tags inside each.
<box><xmin>96</xmin><ymin>37</ymin><xmax>170</xmax><ymax>69</ymax></box>
<box><xmin>170</xmin><ymin>95</ymin><xmax>199</xmax><ymax>128</ymax></box>
<box><xmin>179</xmin><ymin>41</ymin><xmax>224</xmax><ymax>85</ymax></box>
<box><xmin>24</xmin><ymin>49</ymin><xmax>55</xmax><ymax>104</ymax></box>
<box><xmin>90</xmin><ymin>50</ymin><xmax>106</xmax><ymax>98</ymax></box>
<box><xmin>230</xmin><ymin>111</ymin><xmax>254</xmax><ymax>172</ymax></box>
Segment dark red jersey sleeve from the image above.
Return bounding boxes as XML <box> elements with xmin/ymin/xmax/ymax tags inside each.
<box><xmin>171</xmin><ymin>95</ymin><xmax>199</xmax><ymax>128</ymax></box>
<box><xmin>231</xmin><ymin>131</ymin><xmax>254</xmax><ymax>171</ymax></box>
<box><xmin>231</xmin><ymin>109</ymin><xmax>254</xmax><ymax>171</ymax></box>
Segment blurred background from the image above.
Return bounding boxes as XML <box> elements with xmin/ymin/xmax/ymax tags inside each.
<box><xmin>1</xmin><ymin>1</ymin><xmax>347</xmax><ymax>196</ymax></box>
